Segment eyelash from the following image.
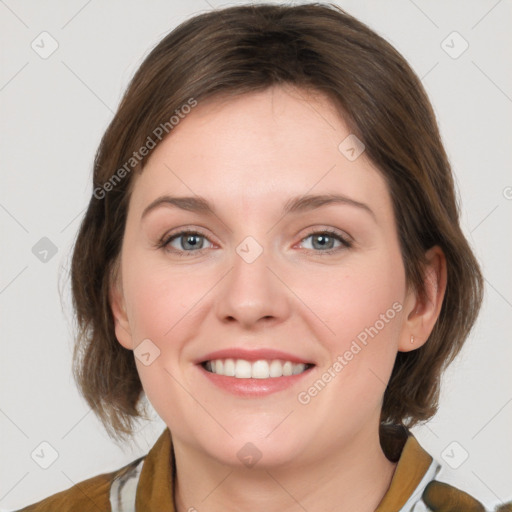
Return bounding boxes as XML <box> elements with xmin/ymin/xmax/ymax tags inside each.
<box><xmin>156</xmin><ymin>228</ymin><xmax>352</xmax><ymax>257</ymax></box>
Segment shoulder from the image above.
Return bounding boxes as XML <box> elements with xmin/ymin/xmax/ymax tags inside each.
<box><xmin>422</xmin><ymin>480</ymin><xmax>487</xmax><ymax>511</ymax></box>
<box><xmin>421</xmin><ymin>479</ymin><xmax>512</xmax><ymax>512</ymax></box>
<box><xmin>379</xmin><ymin>425</ymin><xmax>510</xmax><ymax>512</ymax></box>
<box><xmin>14</xmin><ymin>456</ymin><xmax>145</xmax><ymax>512</ymax></box>
<box><xmin>422</xmin><ymin>480</ymin><xmax>512</xmax><ymax>512</ymax></box>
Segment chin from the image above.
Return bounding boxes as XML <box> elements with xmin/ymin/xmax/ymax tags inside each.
<box><xmin>200</xmin><ymin>430</ymin><xmax>307</xmax><ymax>469</ymax></box>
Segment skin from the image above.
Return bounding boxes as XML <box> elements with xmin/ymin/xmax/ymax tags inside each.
<box><xmin>110</xmin><ymin>84</ymin><xmax>447</xmax><ymax>512</ymax></box>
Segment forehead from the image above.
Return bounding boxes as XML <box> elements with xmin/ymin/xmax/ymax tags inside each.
<box><xmin>128</xmin><ymin>86</ymin><xmax>392</xmax><ymax>222</ymax></box>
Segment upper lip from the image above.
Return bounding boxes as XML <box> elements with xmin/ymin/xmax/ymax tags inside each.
<box><xmin>196</xmin><ymin>348</ymin><xmax>315</xmax><ymax>365</ymax></box>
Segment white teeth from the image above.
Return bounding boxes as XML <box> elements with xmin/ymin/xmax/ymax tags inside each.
<box><xmin>269</xmin><ymin>360</ymin><xmax>283</xmax><ymax>377</ymax></box>
<box><xmin>251</xmin><ymin>360</ymin><xmax>269</xmax><ymax>379</ymax></box>
<box><xmin>292</xmin><ymin>363</ymin><xmax>306</xmax><ymax>375</ymax></box>
<box><xmin>235</xmin><ymin>359</ymin><xmax>252</xmax><ymax>378</ymax></box>
<box><xmin>224</xmin><ymin>358</ymin><xmax>235</xmax><ymax>376</ymax></box>
<box><xmin>204</xmin><ymin>358</ymin><xmax>310</xmax><ymax>378</ymax></box>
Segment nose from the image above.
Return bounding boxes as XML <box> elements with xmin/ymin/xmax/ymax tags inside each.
<box><xmin>214</xmin><ymin>243</ymin><xmax>291</xmax><ymax>329</ymax></box>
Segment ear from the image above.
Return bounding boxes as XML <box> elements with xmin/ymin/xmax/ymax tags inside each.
<box><xmin>398</xmin><ymin>246</ymin><xmax>447</xmax><ymax>352</ymax></box>
<box><xmin>109</xmin><ymin>270</ymin><xmax>134</xmax><ymax>351</ymax></box>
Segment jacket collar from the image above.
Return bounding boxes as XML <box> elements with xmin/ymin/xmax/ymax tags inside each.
<box><xmin>135</xmin><ymin>425</ymin><xmax>433</xmax><ymax>511</ymax></box>
<box><xmin>375</xmin><ymin>425</ymin><xmax>434</xmax><ymax>511</ymax></box>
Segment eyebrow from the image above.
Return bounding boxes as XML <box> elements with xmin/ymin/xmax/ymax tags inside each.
<box><xmin>141</xmin><ymin>193</ymin><xmax>376</xmax><ymax>221</ymax></box>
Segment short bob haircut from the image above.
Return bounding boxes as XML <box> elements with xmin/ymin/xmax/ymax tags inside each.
<box><xmin>70</xmin><ymin>2</ymin><xmax>483</xmax><ymax>443</ymax></box>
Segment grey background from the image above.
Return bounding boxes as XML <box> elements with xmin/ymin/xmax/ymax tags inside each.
<box><xmin>1</xmin><ymin>0</ymin><xmax>511</xmax><ymax>510</ymax></box>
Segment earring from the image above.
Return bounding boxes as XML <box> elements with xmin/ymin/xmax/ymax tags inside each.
<box><xmin>410</xmin><ymin>335</ymin><xmax>414</xmax><ymax>344</ymax></box>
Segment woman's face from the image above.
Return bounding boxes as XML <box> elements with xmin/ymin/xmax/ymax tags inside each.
<box><xmin>112</xmin><ymin>85</ymin><xmax>415</xmax><ymax>467</ymax></box>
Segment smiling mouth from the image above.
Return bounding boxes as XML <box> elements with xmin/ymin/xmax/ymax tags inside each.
<box><xmin>201</xmin><ymin>358</ymin><xmax>315</xmax><ymax>379</ymax></box>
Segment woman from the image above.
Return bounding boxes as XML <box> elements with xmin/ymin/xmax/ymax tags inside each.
<box><xmin>17</xmin><ymin>3</ymin><xmax>508</xmax><ymax>511</ymax></box>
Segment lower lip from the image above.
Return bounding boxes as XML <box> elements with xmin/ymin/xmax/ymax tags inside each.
<box><xmin>197</xmin><ymin>364</ymin><xmax>315</xmax><ymax>397</ymax></box>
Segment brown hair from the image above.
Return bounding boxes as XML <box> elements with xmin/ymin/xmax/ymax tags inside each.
<box><xmin>70</xmin><ymin>2</ymin><xmax>483</xmax><ymax>443</ymax></box>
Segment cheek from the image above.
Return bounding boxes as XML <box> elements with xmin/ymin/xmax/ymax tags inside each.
<box><xmin>122</xmin><ymin>260</ymin><xmax>206</xmax><ymax>430</ymax></box>
<box><xmin>123</xmin><ymin>256</ymin><xmax>208</xmax><ymax>340</ymax></box>
<box><xmin>294</xmin><ymin>263</ymin><xmax>405</xmax><ymax>421</ymax></box>
<box><xmin>300</xmin><ymin>261</ymin><xmax>404</xmax><ymax>341</ymax></box>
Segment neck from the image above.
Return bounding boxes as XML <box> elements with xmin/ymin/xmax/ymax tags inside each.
<box><xmin>172</xmin><ymin>424</ymin><xmax>397</xmax><ymax>512</ymax></box>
